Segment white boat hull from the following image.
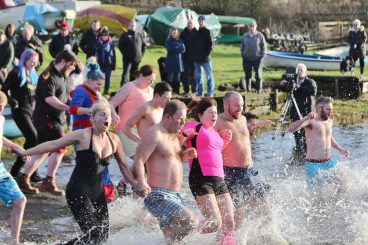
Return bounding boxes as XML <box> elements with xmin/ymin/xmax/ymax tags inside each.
<box><xmin>264</xmin><ymin>52</ymin><xmax>342</xmax><ymax>70</ymax></box>
<box><xmin>0</xmin><ymin>5</ymin><xmax>26</xmax><ymax>28</ymax></box>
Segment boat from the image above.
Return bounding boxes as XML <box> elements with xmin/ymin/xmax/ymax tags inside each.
<box><xmin>74</xmin><ymin>4</ymin><xmax>136</xmax><ymax>35</ymax></box>
<box><xmin>0</xmin><ymin>0</ymin><xmax>72</xmax><ymax>34</ymax></box>
<box><xmin>264</xmin><ymin>51</ymin><xmax>342</xmax><ymax>70</ymax></box>
<box><xmin>144</xmin><ymin>6</ymin><xmax>221</xmax><ymax>46</ymax></box>
<box><xmin>3</xmin><ymin>106</ymin><xmax>22</xmax><ymax>139</ymax></box>
<box><xmin>216</xmin><ymin>15</ymin><xmax>255</xmax><ymax>44</ymax></box>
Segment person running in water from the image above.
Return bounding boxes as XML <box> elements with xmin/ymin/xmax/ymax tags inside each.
<box><xmin>134</xmin><ymin>100</ymin><xmax>198</xmax><ymax>244</ymax></box>
<box><xmin>15</xmin><ymin>99</ymin><xmax>138</xmax><ymax>245</ymax></box>
<box><xmin>182</xmin><ymin>97</ymin><xmax>236</xmax><ymax>244</ymax></box>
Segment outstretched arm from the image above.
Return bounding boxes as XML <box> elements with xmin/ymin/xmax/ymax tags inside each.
<box><xmin>288</xmin><ymin>112</ymin><xmax>316</xmax><ymax>132</ymax></box>
<box><xmin>331</xmin><ymin>136</ymin><xmax>350</xmax><ymax>157</ymax></box>
<box><xmin>15</xmin><ymin>130</ymin><xmax>81</xmax><ymax>156</ymax></box>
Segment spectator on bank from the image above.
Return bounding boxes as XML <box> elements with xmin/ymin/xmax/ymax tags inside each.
<box><xmin>165</xmin><ymin>28</ymin><xmax>185</xmax><ymax>94</ymax></box>
<box><xmin>2</xmin><ymin>49</ymin><xmax>42</xmax><ymax>182</ymax></box>
<box><xmin>80</xmin><ymin>20</ymin><xmax>101</xmax><ymax>59</ymax></box>
<box><xmin>191</xmin><ymin>16</ymin><xmax>215</xmax><ymax>97</ymax></box>
<box><xmin>180</xmin><ymin>19</ymin><xmax>197</xmax><ymax>95</ymax></box>
<box><xmin>49</xmin><ymin>21</ymin><xmax>79</xmax><ymax>59</ymax></box>
<box><xmin>347</xmin><ymin>19</ymin><xmax>367</xmax><ymax>75</ymax></box>
<box><xmin>96</xmin><ymin>27</ymin><xmax>116</xmax><ymax>96</ymax></box>
<box><xmin>240</xmin><ymin>20</ymin><xmax>267</xmax><ymax>93</ymax></box>
<box><xmin>118</xmin><ymin>21</ymin><xmax>146</xmax><ymax>86</ymax></box>
<box><xmin>0</xmin><ymin>29</ymin><xmax>14</xmax><ymax>85</ymax></box>
<box><xmin>5</xmin><ymin>23</ymin><xmax>18</xmax><ymax>47</ymax></box>
<box><xmin>14</xmin><ymin>23</ymin><xmax>44</xmax><ymax>67</ymax></box>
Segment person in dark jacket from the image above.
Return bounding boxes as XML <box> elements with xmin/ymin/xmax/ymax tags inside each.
<box><xmin>347</xmin><ymin>19</ymin><xmax>367</xmax><ymax>74</ymax></box>
<box><xmin>49</xmin><ymin>21</ymin><xmax>79</xmax><ymax>59</ymax></box>
<box><xmin>0</xmin><ymin>29</ymin><xmax>14</xmax><ymax>85</ymax></box>
<box><xmin>14</xmin><ymin>23</ymin><xmax>43</xmax><ymax>67</ymax></box>
<box><xmin>79</xmin><ymin>20</ymin><xmax>100</xmax><ymax>59</ymax></box>
<box><xmin>278</xmin><ymin>63</ymin><xmax>317</xmax><ymax>162</ymax></box>
<box><xmin>191</xmin><ymin>16</ymin><xmax>215</xmax><ymax>97</ymax></box>
<box><xmin>180</xmin><ymin>19</ymin><xmax>197</xmax><ymax>95</ymax></box>
<box><xmin>5</xmin><ymin>23</ymin><xmax>18</xmax><ymax>47</ymax></box>
<box><xmin>118</xmin><ymin>21</ymin><xmax>146</xmax><ymax>86</ymax></box>
<box><xmin>96</xmin><ymin>28</ymin><xmax>116</xmax><ymax>95</ymax></box>
<box><xmin>164</xmin><ymin>28</ymin><xmax>185</xmax><ymax>94</ymax></box>
<box><xmin>2</xmin><ymin>48</ymin><xmax>42</xmax><ymax>182</ymax></box>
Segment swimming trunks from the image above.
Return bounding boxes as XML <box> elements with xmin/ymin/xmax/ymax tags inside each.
<box><xmin>189</xmin><ymin>175</ymin><xmax>229</xmax><ymax>198</ymax></box>
<box><xmin>0</xmin><ymin>162</ymin><xmax>24</xmax><ymax>206</ymax></box>
<box><xmin>144</xmin><ymin>187</ymin><xmax>185</xmax><ymax>229</ymax></box>
<box><xmin>305</xmin><ymin>159</ymin><xmax>337</xmax><ymax>186</ymax></box>
<box><xmin>224</xmin><ymin>166</ymin><xmax>269</xmax><ymax>209</ymax></box>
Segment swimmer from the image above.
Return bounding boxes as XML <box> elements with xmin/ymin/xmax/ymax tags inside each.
<box><xmin>244</xmin><ymin>112</ymin><xmax>272</xmax><ymax>136</ymax></box>
<box><xmin>182</xmin><ymin>97</ymin><xmax>236</xmax><ymax>244</ymax></box>
<box><xmin>288</xmin><ymin>96</ymin><xmax>349</xmax><ymax>186</ymax></box>
<box><xmin>134</xmin><ymin>100</ymin><xmax>198</xmax><ymax>244</ymax></box>
<box><xmin>15</xmin><ymin>99</ymin><xmax>138</xmax><ymax>244</ymax></box>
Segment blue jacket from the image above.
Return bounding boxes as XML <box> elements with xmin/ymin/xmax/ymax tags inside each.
<box><xmin>164</xmin><ymin>38</ymin><xmax>185</xmax><ymax>73</ymax></box>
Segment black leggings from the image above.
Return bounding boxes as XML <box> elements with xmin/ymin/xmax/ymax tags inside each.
<box><xmin>65</xmin><ymin>190</ymin><xmax>109</xmax><ymax>245</ymax></box>
<box><xmin>10</xmin><ymin>108</ymin><xmax>37</xmax><ymax>176</ymax></box>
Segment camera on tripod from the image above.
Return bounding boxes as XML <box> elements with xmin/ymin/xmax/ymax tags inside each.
<box><xmin>284</xmin><ymin>67</ymin><xmax>299</xmax><ymax>93</ymax></box>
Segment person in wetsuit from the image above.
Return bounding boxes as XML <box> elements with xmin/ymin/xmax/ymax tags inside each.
<box><xmin>15</xmin><ymin>99</ymin><xmax>138</xmax><ymax>245</ymax></box>
<box><xmin>181</xmin><ymin>97</ymin><xmax>236</xmax><ymax>244</ymax></box>
<box><xmin>1</xmin><ymin>49</ymin><xmax>42</xmax><ymax>182</ymax></box>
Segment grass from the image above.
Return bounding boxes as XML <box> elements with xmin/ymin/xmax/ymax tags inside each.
<box><xmin>2</xmin><ymin>43</ymin><xmax>368</xmax><ymax>160</ymax></box>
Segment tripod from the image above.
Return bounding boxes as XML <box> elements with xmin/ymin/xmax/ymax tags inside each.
<box><xmin>272</xmin><ymin>92</ymin><xmax>302</xmax><ymax>140</ymax></box>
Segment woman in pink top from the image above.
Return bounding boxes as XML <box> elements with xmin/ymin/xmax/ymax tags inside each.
<box><xmin>109</xmin><ymin>65</ymin><xmax>155</xmax><ymax>157</ymax></box>
<box><xmin>182</xmin><ymin>97</ymin><xmax>236</xmax><ymax>245</ymax></box>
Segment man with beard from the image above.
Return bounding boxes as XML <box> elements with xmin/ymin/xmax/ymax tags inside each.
<box><xmin>288</xmin><ymin>96</ymin><xmax>349</xmax><ymax>186</ymax></box>
<box><xmin>215</xmin><ymin>91</ymin><xmax>270</xmax><ymax>229</ymax></box>
<box><xmin>17</xmin><ymin>50</ymin><xmax>77</xmax><ymax>196</ymax></box>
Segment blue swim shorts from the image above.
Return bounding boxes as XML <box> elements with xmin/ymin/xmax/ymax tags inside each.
<box><xmin>0</xmin><ymin>162</ymin><xmax>25</xmax><ymax>206</ymax></box>
<box><xmin>305</xmin><ymin>159</ymin><xmax>337</xmax><ymax>186</ymax></box>
<box><xmin>144</xmin><ymin>187</ymin><xmax>185</xmax><ymax>229</ymax></box>
<box><xmin>224</xmin><ymin>166</ymin><xmax>270</xmax><ymax>209</ymax></box>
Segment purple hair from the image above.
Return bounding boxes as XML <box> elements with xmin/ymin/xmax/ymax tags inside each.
<box><xmin>18</xmin><ymin>49</ymin><xmax>39</xmax><ymax>87</ymax></box>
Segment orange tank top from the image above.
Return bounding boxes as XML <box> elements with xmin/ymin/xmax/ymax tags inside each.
<box><xmin>116</xmin><ymin>82</ymin><xmax>153</xmax><ymax>132</ymax></box>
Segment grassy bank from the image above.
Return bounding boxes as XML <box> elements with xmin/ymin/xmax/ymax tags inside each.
<box><xmin>2</xmin><ymin>44</ymin><xmax>367</xmax><ymax>160</ymax></box>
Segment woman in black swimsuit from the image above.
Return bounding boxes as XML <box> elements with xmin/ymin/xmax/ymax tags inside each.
<box><xmin>16</xmin><ymin>99</ymin><xmax>138</xmax><ymax>244</ymax></box>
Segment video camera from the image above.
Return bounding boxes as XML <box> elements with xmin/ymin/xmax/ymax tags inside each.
<box><xmin>283</xmin><ymin>67</ymin><xmax>299</xmax><ymax>93</ymax></box>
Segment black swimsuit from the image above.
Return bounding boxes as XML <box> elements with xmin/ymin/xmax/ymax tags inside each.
<box><xmin>65</xmin><ymin>128</ymin><xmax>114</xmax><ymax>245</ymax></box>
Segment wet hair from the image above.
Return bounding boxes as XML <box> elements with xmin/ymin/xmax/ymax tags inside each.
<box><xmin>86</xmin><ymin>63</ymin><xmax>105</xmax><ymax>81</ymax></box>
<box><xmin>154</xmin><ymin>82</ymin><xmax>172</xmax><ymax>96</ymax></box>
<box><xmin>0</xmin><ymin>91</ymin><xmax>7</xmax><ymax>105</ymax></box>
<box><xmin>163</xmin><ymin>99</ymin><xmax>186</xmax><ymax>117</ymax></box>
<box><xmin>187</xmin><ymin>97</ymin><xmax>217</xmax><ymax>121</ymax></box>
<box><xmin>134</xmin><ymin>65</ymin><xmax>157</xmax><ymax>79</ymax></box>
<box><xmin>42</xmin><ymin>50</ymin><xmax>77</xmax><ymax>79</ymax></box>
<box><xmin>91</xmin><ymin>97</ymin><xmax>111</xmax><ymax>116</ymax></box>
<box><xmin>244</xmin><ymin>112</ymin><xmax>258</xmax><ymax>120</ymax></box>
<box><xmin>316</xmin><ymin>96</ymin><xmax>333</xmax><ymax>108</ymax></box>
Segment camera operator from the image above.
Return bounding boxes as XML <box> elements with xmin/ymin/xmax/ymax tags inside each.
<box><xmin>279</xmin><ymin>63</ymin><xmax>317</xmax><ymax>160</ymax></box>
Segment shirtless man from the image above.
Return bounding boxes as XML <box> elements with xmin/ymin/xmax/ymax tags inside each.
<box><xmin>123</xmin><ymin>82</ymin><xmax>172</xmax><ymax>143</ymax></box>
<box><xmin>288</xmin><ymin>96</ymin><xmax>349</xmax><ymax>186</ymax></box>
<box><xmin>134</xmin><ymin>100</ymin><xmax>198</xmax><ymax>243</ymax></box>
<box><xmin>215</xmin><ymin>91</ymin><xmax>269</xmax><ymax>229</ymax></box>
<box><xmin>244</xmin><ymin>112</ymin><xmax>272</xmax><ymax>136</ymax></box>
